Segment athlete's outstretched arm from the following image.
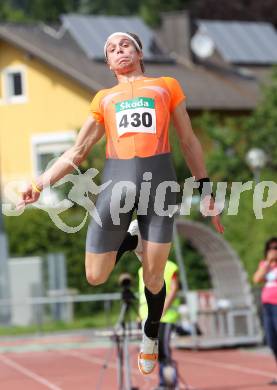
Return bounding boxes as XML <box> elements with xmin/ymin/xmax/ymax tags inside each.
<box><xmin>172</xmin><ymin>101</ymin><xmax>207</xmax><ymax>179</ymax></box>
<box><xmin>19</xmin><ymin>115</ymin><xmax>105</xmax><ymax>205</ymax></box>
<box><xmin>172</xmin><ymin>101</ymin><xmax>224</xmax><ymax>234</ymax></box>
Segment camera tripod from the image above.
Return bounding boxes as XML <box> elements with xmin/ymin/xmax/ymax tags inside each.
<box><xmin>96</xmin><ymin>276</ymin><xmax>141</xmax><ymax>390</ymax></box>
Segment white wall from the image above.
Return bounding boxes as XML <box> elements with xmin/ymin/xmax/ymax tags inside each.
<box><xmin>9</xmin><ymin>257</ymin><xmax>43</xmax><ymax>326</ymax></box>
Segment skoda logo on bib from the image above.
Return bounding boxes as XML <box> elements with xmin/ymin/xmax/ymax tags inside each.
<box><xmin>115</xmin><ymin>97</ymin><xmax>156</xmax><ymax>136</ymax></box>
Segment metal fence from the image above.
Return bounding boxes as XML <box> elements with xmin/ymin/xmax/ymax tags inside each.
<box><xmin>0</xmin><ymin>292</ymin><xmax>126</xmax><ymax>330</ymax></box>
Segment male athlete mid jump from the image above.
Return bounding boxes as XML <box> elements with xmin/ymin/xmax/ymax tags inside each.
<box><xmin>19</xmin><ymin>32</ymin><xmax>224</xmax><ymax>376</ymax></box>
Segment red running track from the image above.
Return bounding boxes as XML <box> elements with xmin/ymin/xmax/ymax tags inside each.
<box><xmin>0</xmin><ymin>346</ymin><xmax>276</xmax><ymax>389</ymax></box>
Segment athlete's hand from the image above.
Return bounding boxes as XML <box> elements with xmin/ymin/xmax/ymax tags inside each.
<box><xmin>266</xmin><ymin>249</ymin><xmax>277</xmax><ymax>265</ymax></box>
<box><xmin>16</xmin><ymin>183</ymin><xmax>41</xmax><ymax>209</ymax></box>
<box><xmin>201</xmin><ymin>196</ymin><xmax>224</xmax><ymax>234</ymax></box>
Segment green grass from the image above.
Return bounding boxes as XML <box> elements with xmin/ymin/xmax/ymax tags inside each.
<box><xmin>0</xmin><ymin>304</ymin><xmax>138</xmax><ymax>337</ymax></box>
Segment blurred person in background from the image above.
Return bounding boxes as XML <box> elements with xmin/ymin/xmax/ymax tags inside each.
<box><xmin>137</xmin><ymin>232</ymin><xmax>181</xmax><ymax>390</ymax></box>
<box><xmin>253</xmin><ymin>237</ymin><xmax>277</xmax><ymax>385</ymax></box>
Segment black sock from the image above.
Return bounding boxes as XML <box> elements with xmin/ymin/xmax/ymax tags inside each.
<box><xmin>144</xmin><ymin>281</ymin><xmax>166</xmax><ymax>339</ymax></box>
<box><xmin>115</xmin><ymin>233</ymin><xmax>138</xmax><ymax>264</ymax></box>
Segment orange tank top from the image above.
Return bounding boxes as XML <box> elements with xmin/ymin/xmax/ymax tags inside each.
<box><xmin>90</xmin><ymin>76</ymin><xmax>186</xmax><ymax>159</ymax></box>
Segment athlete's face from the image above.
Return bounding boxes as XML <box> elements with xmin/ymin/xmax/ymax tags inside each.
<box><xmin>106</xmin><ymin>36</ymin><xmax>143</xmax><ymax>74</ymax></box>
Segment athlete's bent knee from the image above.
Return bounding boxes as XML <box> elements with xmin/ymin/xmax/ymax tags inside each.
<box><xmin>86</xmin><ymin>270</ymin><xmax>109</xmax><ymax>286</ymax></box>
<box><xmin>85</xmin><ymin>252</ymin><xmax>115</xmax><ymax>286</ymax></box>
<box><xmin>143</xmin><ymin>273</ymin><xmax>164</xmax><ymax>294</ymax></box>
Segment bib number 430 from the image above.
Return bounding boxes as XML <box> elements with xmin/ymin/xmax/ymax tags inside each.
<box><xmin>119</xmin><ymin>112</ymin><xmax>152</xmax><ymax>128</ymax></box>
<box><xmin>115</xmin><ymin>97</ymin><xmax>156</xmax><ymax>136</ymax></box>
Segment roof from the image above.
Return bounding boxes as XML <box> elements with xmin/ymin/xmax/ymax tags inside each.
<box><xmin>61</xmin><ymin>14</ymin><xmax>167</xmax><ymax>61</ymax></box>
<box><xmin>197</xmin><ymin>20</ymin><xmax>277</xmax><ymax>64</ymax></box>
<box><xmin>0</xmin><ymin>20</ymin><xmax>269</xmax><ymax>111</ymax></box>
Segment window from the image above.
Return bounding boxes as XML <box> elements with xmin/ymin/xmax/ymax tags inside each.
<box><xmin>31</xmin><ymin>132</ymin><xmax>76</xmax><ymax>176</ymax></box>
<box><xmin>3</xmin><ymin>66</ymin><xmax>27</xmax><ymax>104</ymax></box>
<box><xmin>8</xmin><ymin>72</ymin><xmax>23</xmax><ymax>96</ymax></box>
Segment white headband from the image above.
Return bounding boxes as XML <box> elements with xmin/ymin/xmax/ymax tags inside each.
<box><xmin>104</xmin><ymin>32</ymin><xmax>141</xmax><ymax>59</ymax></box>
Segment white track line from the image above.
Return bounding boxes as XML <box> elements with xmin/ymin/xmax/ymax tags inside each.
<box><xmin>58</xmin><ymin>349</ymin><xmax>155</xmax><ymax>386</ymax></box>
<box><xmin>176</xmin><ymin>354</ymin><xmax>275</xmax><ymax>379</ymax></box>
<box><xmin>60</xmin><ymin>349</ymin><xmax>198</xmax><ymax>389</ymax></box>
<box><xmin>58</xmin><ymin>349</ymin><xmax>118</xmax><ymax>370</ymax></box>
<box><xmin>58</xmin><ymin>349</ymin><xmax>149</xmax><ymax>378</ymax></box>
<box><xmin>0</xmin><ymin>354</ymin><xmax>62</xmax><ymax>390</ymax></box>
<box><xmin>59</xmin><ymin>349</ymin><xmax>154</xmax><ymax>389</ymax></box>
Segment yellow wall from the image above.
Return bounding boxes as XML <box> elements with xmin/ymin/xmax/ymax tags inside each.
<box><xmin>0</xmin><ymin>40</ymin><xmax>93</xmax><ymax>185</ymax></box>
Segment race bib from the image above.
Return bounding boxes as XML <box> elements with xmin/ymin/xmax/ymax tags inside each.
<box><xmin>115</xmin><ymin>97</ymin><xmax>156</xmax><ymax>136</ymax></box>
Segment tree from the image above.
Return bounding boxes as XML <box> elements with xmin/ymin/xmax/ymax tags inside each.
<box><xmin>0</xmin><ymin>0</ymin><xmax>190</xmax><ymax>25</ymax></box>
<box><xmin>246</xmin><ymin>67</ymin><xmax>277</xmax><ymax>170</ymax></box>
<box><xmin>0</xmin><ymin>0</ymin><xmax>78</xmax><ymax>23</ymax></box>
<box><xmin>191</xmin><ymin>113</ymin><xmax>251</xmax><ymax>182</ymax></box>
<box><xmin>187</xmin><ymin>68</ymin><xmax>277</xmax><ymax>281</ymax></box>
<box><xmin>2</xmin><ymin>0</ymin><xmax>277</xmax><ymax>27</ymax></box>
<box><xmin>139</xmin><ymin>0</ymin><xmax>188</xmax><ymax>26</ymax></box>
<box><xmin>26</xmin><ymin>0</ymin><xmax>77</xmax><ymax>22</ymax></box>
<box><xmin>78</xmin><ymin>0</ymin><xmax>138</xmax><ymax>16</ymax></box>
<box><xmin>0</xmin><ymin>0</ymin><xmax>26</xmax><ymax>22</ymax></box>
<box><xmin>190</xmin><ymin>0</ymin><xmax>277</xmax><ymax>26</ymax></box>
<box><xmin>186</xmin><ymin>68</ymin><xmax>277</xmax><ymax>183</ymax></box>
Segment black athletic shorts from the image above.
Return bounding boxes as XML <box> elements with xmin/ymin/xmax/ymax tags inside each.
<box><xmin>86</xmin><ymin>153</ymin><xmax>178</xmax><ymax>253</ymax></box>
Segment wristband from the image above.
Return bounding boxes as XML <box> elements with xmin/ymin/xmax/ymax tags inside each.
<box><xmin>31</xmin><ymin>181</ymin><xmax>41</xmax><ymax>193</ymax></box>
<box><xmin>197</xmin><ymin>177</ymin><xmax>214</xmax><ymax>198</ymax></box>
